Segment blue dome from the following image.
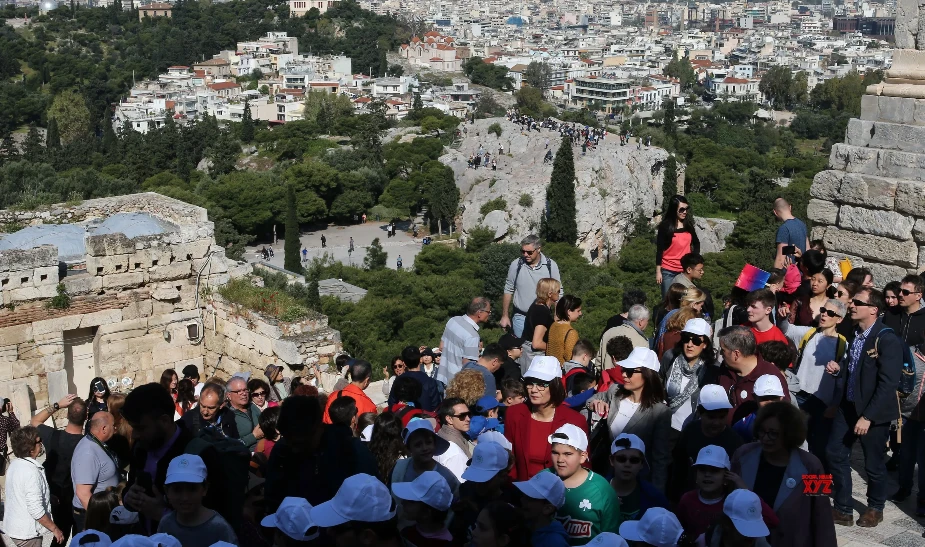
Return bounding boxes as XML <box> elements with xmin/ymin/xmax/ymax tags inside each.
<box><xmin>506</xmin><ymin>16</ymin><xmax>524</xmax><ymax>26</ymax></box>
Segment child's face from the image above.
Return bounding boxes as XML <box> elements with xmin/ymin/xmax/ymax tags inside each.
<box><xmin>611</xmin><ymin>448</ymin><xmax>644</xmax><ymax>481</ymax></box>
<box><xmin>757</xmin><ymin>395</ymin><xmax>782</xmax><ymax>407</ymax></box>
<box><xmin>470</xmin><ymin>509</ymin><xmax>503</xmax><ymax>547</ymax></box>
<box><xmin>166</xmin><ymin>482</ymin><xmax>207</xmax><ymax>515</ymax></box>
<box><xmin>519</xmin><ymin>496</ymin><xmax>555</xmax><ymax>522</ymax></box>
<box><xmin>401</xmin><ymin>499</ymin><xmax>430</xmax><ymax>523</ymax></box>
<box><xmin>699</xmin><ymin>408</ymin><xmax>729</xmax><ymax>437</ymax></box>
<box><xmin>695</xmin><ymin>466</ymin><xmax>725</xmax><ymax>495</ymax></box>
<box><xmin>508</xmin><ymin>347</ymin><xmax>522</xmax><ymax>360</ymax></box>
<box><xmin>551</xmin><ymin>443</ymin><xmax>586</xmax><ymax>480</ymax></box>
<box><xmin>407</xmin><ymin>432</ymin><xmax>435</xmax><ymax>463</ymax></box>
<box><xmin>504</xmin><ymin>394</ymin><xmax>525</xmax><ymax>406</ymax></box>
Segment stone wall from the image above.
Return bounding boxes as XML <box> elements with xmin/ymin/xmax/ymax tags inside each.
<box><xmin>808</xmin><ymin>94</ymin><xmax>925</xmax><ymax>283</ymax></box>
<box><xmin>0</xmin><ymin>245</ymin><xmax>59</xmax><ymax>305</ymax></box>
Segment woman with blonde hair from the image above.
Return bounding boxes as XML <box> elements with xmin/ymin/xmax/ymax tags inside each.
<box><xmin>655</xmin><ymin>307</ymin><xmax>702</xmax><ymax>360</ymax></box>
<box><xmin>654</xmin><ymin>287</ymin><xmax>707</xmax><ymax>353</ymax></box>
<box><xmin>518</xmin><ymin>277</ymin><xmax>561</xmax><ymax>372</ymax></box>
<box><xmin>445</xmin><ymin>369</ymin><xmax>486</xmax><ymax>407</ymax></box>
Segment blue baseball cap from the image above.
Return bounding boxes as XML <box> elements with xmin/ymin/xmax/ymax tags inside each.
<box><xmin>468</xmin><ymin>416</ymin><xmax>502</xmax><ymax>440</ymax></box>
<box><xmin>475</xmin><ymin>395</ymin><xmax>504</xmax><ymax>413</ymax></box>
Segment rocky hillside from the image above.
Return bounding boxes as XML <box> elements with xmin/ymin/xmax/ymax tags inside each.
<box><xmin>441</xmin><ymin>118</ymin><xmax>679</xmax><ymax>262</ymax></box>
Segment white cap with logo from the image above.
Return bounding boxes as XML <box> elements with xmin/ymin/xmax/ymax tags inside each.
<box><xmin>478</xmin><ymin>430</ymin><xmax>512</xmax><ymax>451</ymax></box>
<box><xmin>513</xmin><ymin>471</ymin><xmax>566</xmax><ymax>508</ymax></box>
<box><xmin>165</xmin><ymin>454</ymin><xmax>207</xmax><ymax>485</ymax></box>
<box><xmin>617</xmin><ymin>347</ymin><xmax>661</xmax><ymax>372</ymax></box>
<box><xmin>619</xmin><ymin>507</ymin><xmax>684</xmax><ymax>547</ymax></box>
<box><xmin>693</xmin><ymin>445</ymin><xmax>731</xmax><ymax>470</ymax></box>
<box><xmin>754</xmin><ymin>374</ymin><xmax>784</xmax><ymax>397</ymax></box>
<box><xmin>261</xmin><ymin>497</ymin><xmax>320</xmax><ymax>541</ymax></box>
<box><xmin>391</xmin><ymin>470</ymin><xmax>453</xmax><ymax>511</ymax></box>
<box><xmin>682</xmin><ymin>318</ymin><xmax>712</xmax><ymax>337</ymax></box>
<box><xmin>462</xmin><ymin>440</ymin><xmax>510</xmax><ymax>482</ymax></box>
<box><xmin>610</xmin><ymin>433</ymin><xmax>649</xmax><ymax>469</ymax></box>
<box><xmin>72</xmin><ymin>530</ymin><xmax>112</xmax><ymax>547</ymax></box>
<box><xmin>698</xmin><ymin>384</ymin><xmax>733</xmax><ymax>411</ymax></box>
<box><xmin>585</xmin><ymin>532</ymin><xmax>629</xmax><ymax>547</ymax></box>
<box><xmin>548</xmin><ymin>423</ymin><xmax>588</xmax><ymax>452</ymax></box>
<box><xmin>525</xmin><ymin>356</ymin><xmax>563</xmax><ymax>381</ymax></box>
<box><xmin>724</xmin><ymin>489</ymin><xmax>770</xmax><ymax>537</ymax></box>
<box><xmin>310</xmin><ymin>473</ymin><xmax>396</xmax><ymax>527</ymax></box>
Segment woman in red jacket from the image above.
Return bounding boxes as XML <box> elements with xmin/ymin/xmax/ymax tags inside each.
<box><xmin>505</xmin><ymin>356</ymin><xmax>589</xmax><ymax>480</ymax></box>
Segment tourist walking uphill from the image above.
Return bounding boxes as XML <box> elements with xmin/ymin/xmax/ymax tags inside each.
<box><xmin>656</xmin><ymin>195</ymin><xmax>700</xmax><ymax>296</ymax></box>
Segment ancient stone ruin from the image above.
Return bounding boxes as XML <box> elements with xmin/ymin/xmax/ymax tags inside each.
<box><xmin>808</xmin><ymin>47</ymin><xmax>925</xmax><ymax>282</ymax></box>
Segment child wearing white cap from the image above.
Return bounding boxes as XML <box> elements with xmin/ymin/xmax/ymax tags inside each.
<box><xmin>391</xmin><ymin>471</ymin><xmax>455</xmax><ymax>546</ymax></box>
<box><xmin>731</xmin><ymin>375</ymin><xmax>785</xmax><ymax>443</ymax></box>
<box><xmin>608</xmin><ymin>434</ymin><xmax>670</xmax><ymax>524</ymax></box>
<box><xmin>449</xmin><ymin>441</ymin><xmax>517</xmax><ymax>541</ymax></box>
<box><xmin>513</xmin><ymin>472</ymin><xmax>570</xmax><ymax>546</ymax></box>
<box><xmin>392</xmin><ymin>419</ymin><xmax>461</xmax><ymax>530</ymax></box>
<box><xmin>676</xmin><ymin>445</ymin><xmax>736</xmax><ymax>538</ymax></box>
<box><xmin>260</xmin><ymin>496</ymin><xmax>319</xmax><ymax>546</ymax></box>
<box><xmin>156</xmin><ymin>454</ymin><xmax>238</xmax><ymax>546</ymax></box>
<box><xmin>668</xmin><ymin>385</ymin><xmax>743</xmax><ymax>502</ymax></box>
<box><xmin>619</xmin><ymin>507</ymin><xmax>694</xmax><ymax>547</ymax></box>
<box><xmin>701</xmin><ymin>489</ymin><xmax>772</xmax><ymax>547</ymax></box>
<box><xmin>547</xmin><ymin>424</ymin><xmax>621</xmax><ymax>544</ymax></box>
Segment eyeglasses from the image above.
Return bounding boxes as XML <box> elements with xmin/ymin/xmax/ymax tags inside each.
<box><xmin>250</xmin><ymin>391</ymin><xmax>267</xmax><ymax>398</ymax></box>
<box><xmin>521</xmin><ymin>248</ymin><xmax>537</xmax><ymax>255</ymax></box>
<box><xmin>451</xmin><ymin>412</ymin><xmax>472</xmax><ymax>420</ymax></box>
<box><xmin>680</xmin><ymin>333</ymin><xmax>706</xmax><ymax>345</ymax></box>
<box><xmin>851</xmin><ymin>299</ymin><xmax>876</xmax><ymax>308</ymax></box>
<box><xmin>622</xmin><ymin>368</ymin><xmax>640</xmax><ymax>377</ymax></box>
<box><xmin>677</xmin><ymin>207</ymin><xmax>689</xmax><ymax>213</ymax></box>
<box><xmin>819</xmin><ymin>308</ymin><xmax>840</xmax><ymax>318</ymax></box>
<box><xmin>900</xmin><ymin>289</ymin><xmax>922</xmax><ymax>296</ymax></box>
<box><xmin>525</xmin><ymin>379</ymin><xmax>550</xmax><ymax>389</ymax></box>
<box><xmin>756</xmin><ymin>428</ymin><xmax>779</xmax><ymax>441</ymax></box>
<box><xmin>836</xmin><ymin>290</ymin><xmax>847</xmax><ymax>299</ymax></box>
<box><xmin>613</xmin><ymin>454</ymin><xmax>642</xmax><ymax>465</ymax></box>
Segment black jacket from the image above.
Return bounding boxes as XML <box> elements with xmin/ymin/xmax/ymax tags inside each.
<box><xmin>180</xmin><ymin>406</ymin><xmax>240</xmax><ymax>439</ymax></box>
<box><xmin>883</xmin><ymin>305</ymin><xmax>925</xmax><ymax>348</ymax></box>
<box><xmin>655</xmin><ymin>223</ymin><xmax>700</xmax><ymax>268</ymax></box>
<box><xmin>388</xmin><ymin>370</ymin><xmax>442</xmax><ymax>412</ymax></box>
<box><xmin>840</xmin><ymin>319</ymin><xmax>904</xmax><ymax>424</ymax></box>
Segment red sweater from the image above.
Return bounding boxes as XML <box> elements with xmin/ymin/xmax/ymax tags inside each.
<box><xmin>676</xmin><ymin>490</ymin><xmax>779</xmax><ymax>538</ymax></box>
<box><xmin>504</xmin><ymin>403</ymin><xmax>589</xmax><ymax>481</ymax></box>
<box><xmin>323</xmin><ymin>383</ymin><xmax>378</xmax><ymax>424</ymax></box>
<box><xmin>718</xmin><ymin>358</ymin><xmax>791</xmax><ymax>423</ymax></box>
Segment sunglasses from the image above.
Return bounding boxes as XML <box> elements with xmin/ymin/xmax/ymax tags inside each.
<box><xmin>622</xmin><ymin>368</ymin><xmax>640</xmax><ymax>377</ymax></box>
<box><xmin>451</xmin><ymin>412</ymin><xmax>472</xmax><ymax>420</ymax></box>
<box><xmin>680</xmin><ymin>333</ymin><xmax>706</xmax><ymax>345</ymax></box>
<box><xmin>851</xmin><ymin>299</ymin><xmax>876</xmax><ymax>308</ymax></box>
<box><xmin>836</xmin><ymin>290</ymin><xmax>847</xmax><ymax>298</ymax></box>
<box><xmin>677</xmin><ymin>207</ymin><xmax>689</xmax><ymax>213</ymax></box>
<box><xmin>250</xmin><ymin>391</ymin><xmax>267</xmax><ymax>398</ymax></box>
<box><xmin>900</xmin><ymin>289</ymin><xmax>922</xmax><ymax>296</ymax></box>
<box><xmin>613</xmin><ymin>454</ymin><xmax>642</xmax><ymax>465</ymax></box>
<box><xmin>521</xmin><ymin>248</ymin><xmax>537</xmax><ymax>255</ymax></box>
<box><xmin>819</xmin><ymin>308</ymin><xmax>840</xmax><ymax>318</ymax></box>
<box><xmin>525</xmin><ymin>379</ymin><xmax>550</xmax><ymax>389</ymax></box>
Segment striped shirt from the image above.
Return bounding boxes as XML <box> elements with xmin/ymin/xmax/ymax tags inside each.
<box><xmin>438</xmin><ymin>315</ymin><xmax>480</xmax><ymax>386</ymax></box>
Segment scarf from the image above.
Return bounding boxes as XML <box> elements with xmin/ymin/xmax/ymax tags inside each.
<box><xmin>665</xmin><ymin>353</ymin><xmax>703</xmax><ymax>411</ymax></box>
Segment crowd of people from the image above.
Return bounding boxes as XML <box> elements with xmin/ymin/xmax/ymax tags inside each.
<box><xmin>1</xmin><ymin>193</ymin><xmax>924</xmax><ymax>547</ymax></box>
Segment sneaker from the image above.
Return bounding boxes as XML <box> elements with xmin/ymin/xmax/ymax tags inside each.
<box><xmin>832</xmin><ymin>508</ymin><xmax>854</xmax><ymax>527</ymax></box>
<box><xmin>857</xmin><ymin>509</ymin><xmax>884</xmax><ymax>528</ymax></box>
<box><xmin>892</xmin><ymin>487</ymin><xmax>912</xmax><ymax>502</ymax></box>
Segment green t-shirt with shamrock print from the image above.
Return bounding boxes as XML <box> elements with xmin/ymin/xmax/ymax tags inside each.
<box><xmin>546</xmin><ymin>469</ymin><xmax>621</xmax><ymax>545</ymax></box>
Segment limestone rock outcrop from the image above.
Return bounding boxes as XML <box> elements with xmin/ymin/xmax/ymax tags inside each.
<box><xmin>442</xmin><ymin>118</ymin><xmax>677</xmax><ymax>262</ymax></box>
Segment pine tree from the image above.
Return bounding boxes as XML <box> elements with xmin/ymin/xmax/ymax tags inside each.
<box><xmin>284</xmin><ymin>185</ymin><xmax>303</xmax><ymax>273</ymax></box>
<box><xmin>22</xmin><ymin>124</ymin><xmax>43</xmax><ymax>163</ymax></box>
<box><xmin>46</xmin><ymin>118</ymin><xmax>61</xmax><ymax>150</ymax></box>
<box><xmin>240</xmin><ymin>100</ymin><xmax>254</xmax><ymax>143</ymax></box>
<box><xmin>541</xmin><ymin>137</ymin><xmax>577</xmax><ymax>244</ymax></box>
<box><xmin>363</xmin><ymin>237</ymin><xmax>388</xmax><ymax>270</ymax></box>
<box><xmin>411</xmin><ymin>92</ymin><xmax>423</xmax><ymax>120</ymax></box>
<box><xmin>305</xmin><ymin>279</ymin><xmax>321</xmax><ymax>310</ymax></box>
<box><xmin>100</xmin><ymin>115</ymin><xmax>116</xmax><ymax>156</ymax></box>
<box><xmin>663</xmin><ymin>155</ymin><xmax>678</xmax><ymax>208</ymax></box>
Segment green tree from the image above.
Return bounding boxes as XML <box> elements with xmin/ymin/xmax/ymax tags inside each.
<box><xmin>363</xmin><ymin>237</ymin><xmax>388</xmax><ymax>270</ymax></box>
<box><xmin>240</xmin><ymin>100</ymin><xmax>254</xmax><ymax>143</ymax></box>
<box><xmin>759</xmin><ymin>66</ymin><xmax>794</xmax><ymax>109</ymax></box>
<box><xmin>46</xmin><ymin>118</ymin><xmax>60</xmax><ymax>150</ymax></box>
<box><xmin>411</xmin><ymin>92</ymin><xmax>423</xmax><ymax>120</ymax></box>
<box><xmin>284</xmin><ymin>184</ymin><xmax>303</xmax><ymax>273</ymax></box>
<box><xmin>541</xmin><ymin>137</ymin><xmax>577</xmax><ymax>244</ymax></box>
<box><xmin>523</xmin><ymin>61</ymin><xmax>552</xmax><ymax>92</ymax></box>
<box><xmin>663</xmin><ymin>55</ymin><xmax>697</xmax><ymax>89</ymax></box>
<box><xmin>209</xmin><ymin>132</ymin><xmax>239</xmax><ymax>176</ymax></box>
<box><xmin>515</xmin><ymin>87</ymin><xmax>549</xmax><ymax>118</ymax></box>
<box><xmin>662</xmin><ymin>99</ymin><xmax>676</xmax><ymax>138</ymax></box>
<box><xmin>466</xmin><ymin>227</ymin><xmax>496</xmax><ymax>252</ymax></box>
<box><xmin>47</xmin><ymin>90</ymin><xmax>91</xmax><ymax>145</ymax></box>
<box><xmin>663</xmin><ymin>155</ymin><xmax>678</xmax><ymax>207</ymax></box>
<box><xmin>425</xmin><ymin>163</ymin><xmax>459</xmax><ymax>235</ymax></box>
<box><xmin>22</xmin><ymin>124</ymin><xmax>43</xmax><ymax>163</ymax></box>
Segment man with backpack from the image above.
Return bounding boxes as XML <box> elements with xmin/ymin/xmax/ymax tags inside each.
<box><xmin>499</xmin><ymin>234</ymin><xmax>562</xmax><ymax>338</ymax></box>
<box><xmin>884</xmin><ymin>274</ymin><xmax>925</xmax><ymax>509</ymax></box>
<box><xmin>777</xmin><ymin>298</ymin><xmax>848</xmax><ymax>470</ymax></box>
<box><xmin>827</xmin><ymin>288</ymin><xmax>903</xmax><ymax>528</ymax></box>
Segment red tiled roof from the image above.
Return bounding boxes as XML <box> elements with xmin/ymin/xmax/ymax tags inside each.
<box><xmin>208</xmin><ymin>82</ymin><xmax>240</xmax><ymax>90</ymax></box>
<box><xmin>169</xmin><ymin>65</ymin><xmax>189</xmax><ymax>69</ymax></box>
<box><xmin>193</xmin><ymin>69</ymin><xmax>205</xmax><ymax>77</ymax></box>
<box><xmin>424</xmin><ymin>31</ymin><xmax>440</xmax><ymax>36</ymax></box>
<box><xmin>430</xmin><ymin>57</ymin><xmax>443</xmax><ymax>61</ymax></box>
<box><xmin>483</xmin><ymin>57</ymin><xmax>497</xmax><ymax>63</ymax></box>
<box><xmin>436</xmin><ymin>44</ymin><xmax>454</xmax><ymax>50</ymax></box>
<box><xmin>550</xmin><ymin>85</ymin><xmax>564</xmax><ymax>90</ymax></box>
<box><xmin>196</xmin><ymin>58</ymin><xmax>230</xmax><ymax>66</ymax></box>
<box><xmin>166</xmin><ymin>100</ymin><xmax>176</xmax><ymax>109</ymax></box>
<box><xmin>722</xmin><ymin>77</ymin><xmax>749</xmax><ymax>84</ymax></box>
<box><xmin>354</xmin><ymin>97</ymin><xmax>371</xmax><ymax>103</ymax></box>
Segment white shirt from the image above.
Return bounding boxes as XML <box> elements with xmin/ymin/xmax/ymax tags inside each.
<box><xmin>669</xmin><ymin>376</ymin><xmax>693</xmax><ymax>431</ymax></box>
<box><xmin>610</xmin><ymin>399</ymin><xmax>641</xmax><ymax>437</ymax></box>
<box><xmin>438</xmin><ymin>315</ymin><xmax>480</xmax><ymax>386</ymax></box>
<box><xmin>194</xmin><ymin>383</ymin><xmax>204</xmax><ymax>397</ymax></box>
<box><xmin>434</xmin><ymin>440</ymin><xmax>469</xmax><ymax>484</ymax></box>
<box><xmin>2</xmin><ymin>457</ymin><xmax>52</xmax><ymax>540</ymax></box>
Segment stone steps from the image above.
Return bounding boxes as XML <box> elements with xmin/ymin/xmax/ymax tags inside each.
<box><xmin>860</xmin><ymin>94</ymin><xmax>925</xmax><ymax>126</ymax></box>
<box><xmin>829</xmin><ymin>143</ymin><xmax>925</xmax><ymax>183</ymax></box>
<box><xmin>845</xmin><ymin>118</ymin><xmax>925</xmax><ymax>154</ymax></box>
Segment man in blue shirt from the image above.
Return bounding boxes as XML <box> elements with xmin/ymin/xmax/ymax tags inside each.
<box><xmin>772</xmin><ymin>197</ymin><xmax>809</xmax><ymax>269</ymax></box>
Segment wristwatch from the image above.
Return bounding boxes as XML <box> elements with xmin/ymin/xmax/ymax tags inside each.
<box><xmin>53</xmin><ymin>402</ymin><xmax>60</xmax><ymax>411</ymax></box>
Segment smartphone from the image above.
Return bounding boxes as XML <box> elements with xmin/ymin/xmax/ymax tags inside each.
<box><xmin>782</xmin><ymin>245</ymin><xmax>796</xmax><ymax>255</ymax></box>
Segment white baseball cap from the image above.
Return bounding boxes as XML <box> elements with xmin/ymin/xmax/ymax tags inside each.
<box><xmin>391</xmin><ymin>471</ymin><xmax>453</xmax><ymax>511</ymax></box>
<box><xmin>360</xmin><ymin>424</ymin><xmax>374</xmax><ymax>442</ymax></box>
<box><xmin>462</xmin><ymin>440</ymin><xmax>510</xmax><ymax>482</ymax></box>
<box><xmin>402</xmin><ymin>419</ymin><xmax>451</xmax><ymax>454</ymax></box>
<box><xmin>698</xmin><ymin>384</ymin><xmax>733</xmax><ymax>411</ymax></box>
<box><xmin>724</xmin><ymin>489</ymin><xmax>770</xmax><ymax>538</ymax></box>
<box><xmin>261</xmin><ymin>497</ymin><xmax>320</xmax><ymax>541</ymax></box>
<box><xmin>682</xmin><ymin>318</ymin><xmax>712</xmax><ymax>337</ymax></box>
<box><xmin>513</xmin><ymin>471</ymin><xmax>566</xmax><ymax>508</ymax></box>
<box><xmin>586</xmin><ymin>533</ymin><xmax>630</xmax><ymax>547</ymax></box>
<box><xmin>619</xmin><ymin>507</ymin><xmax>684</xmax><ymax>547</ymax></box>
<box><xmin>694</xmin><ymin>445</ymin><xmax>731</xmax><ymax>470</ymax></box>
<box><xmin>754</xmin><ymin>374</ymin><xmax>784</xmax><ymax>397</ymax></box>
<box><xmin>525</xmin><ymin>356</ymin><xmax>563</xmax><ymax>381</ymax></box>
<box><xmin>617</xmin><ymin>347</ymin><xmax>661</xmax><ymax>372</ymax></box>
<box><xmin>548</xmin><ymin>423</ymin><xmax>588</xmax><ymax>452</ymax></box>
<box><xmin>478</xmin><ymin>430</ymin><xmax>512</xmax><ymax>450</ymax></box>
<box><xmin>310</xmin><ymin>473</ymin><xmax>396</xmax><ymax>527</ymax></box>
<box><xmin>149</xmin><ymin>535</ymin><xmax>181</xmax><ymax>547</ymax></box>
<box><xmin>611</xmin><ymin>433</ymin><xmax>646</xmax><ymax>456</ymax></box>
<box><xmin>165</xmin><ymin>454</ymin><xmax>207</xmax><ymax>484</ymax></box>
<box><xmin>109</xmin><ymin>506</ymin><xmax>139</xmax><ymax>524</ymax></box>
<box><xmin>72</xmin><ymin>530</ymin><xmax>112</xmax><ymax>547</ymax></box>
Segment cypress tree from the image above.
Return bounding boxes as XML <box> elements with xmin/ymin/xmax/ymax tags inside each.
<box><xmin>101</xmin><ymin>115</ymin><xmax>117</xmax><ymax>156</ymax></box>
<box><xmin>23</xmin><ymin>124</ymin><xmax>44</xmax><ymax>162</ymax></box>
<box><xmin>46</xmin><ymin>118</ymin><xmax>61</xmax><ymax>150</ymax></box>
<box><xmin>241</xmin><ymin>100</ymin><xmax>254</xmax><ymax>143</ymax></box>
<box><xmin>541</xmin><ymin>136</ymin><xmax>577</xmax><ymax>244</ymax></box>
<box><xmin>663</xmin><ymin>155</ymin><xmax>678</xmax><ymax>206</ymax></box>
<box><xmin>284</xmin><ymin>185</ymin><xmax>303</xmax><ymax>273</ymax></box>
<box><xmin>411</xmin><ymin>92</ymin><xmax>423</xmax><ymax>120</ymax></box>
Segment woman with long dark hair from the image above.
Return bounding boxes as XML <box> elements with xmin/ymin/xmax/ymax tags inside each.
<box><xmin>589</xmin><ymin>347</ymin><xmax>671</xmax><ymax>491</ymax></box>
<box><xmin>659</xmin><ymin>318</ymin><xmax>717</xmax><ymax>436</ymax></box>
<box><xmin>545</xmin><ymin>294</ymin><xmax>583</xmax><ymax>365</ymax></box>
<box><xmin>368</xmin><ymin>412</ymin><xmax>408</xmax><ymax>482</ymax></box>
<box><xmin>86</xmin><ymin>377</ymin><xmax>111</xmax><ymax>422</ymax></box>
<box><xmin>159</xmin><ymin>369</ymin><xmax>179</xmax><ymax>402</ymax></box>
<box><xmin>174</xmin><ymin>379</ymin><xmax>197</xmax><ymax>419</ymax></box>
<box><xmin>656</xmin><ymin>195</ymin><xmax>699</xmax><ymax>296</ymax></box>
